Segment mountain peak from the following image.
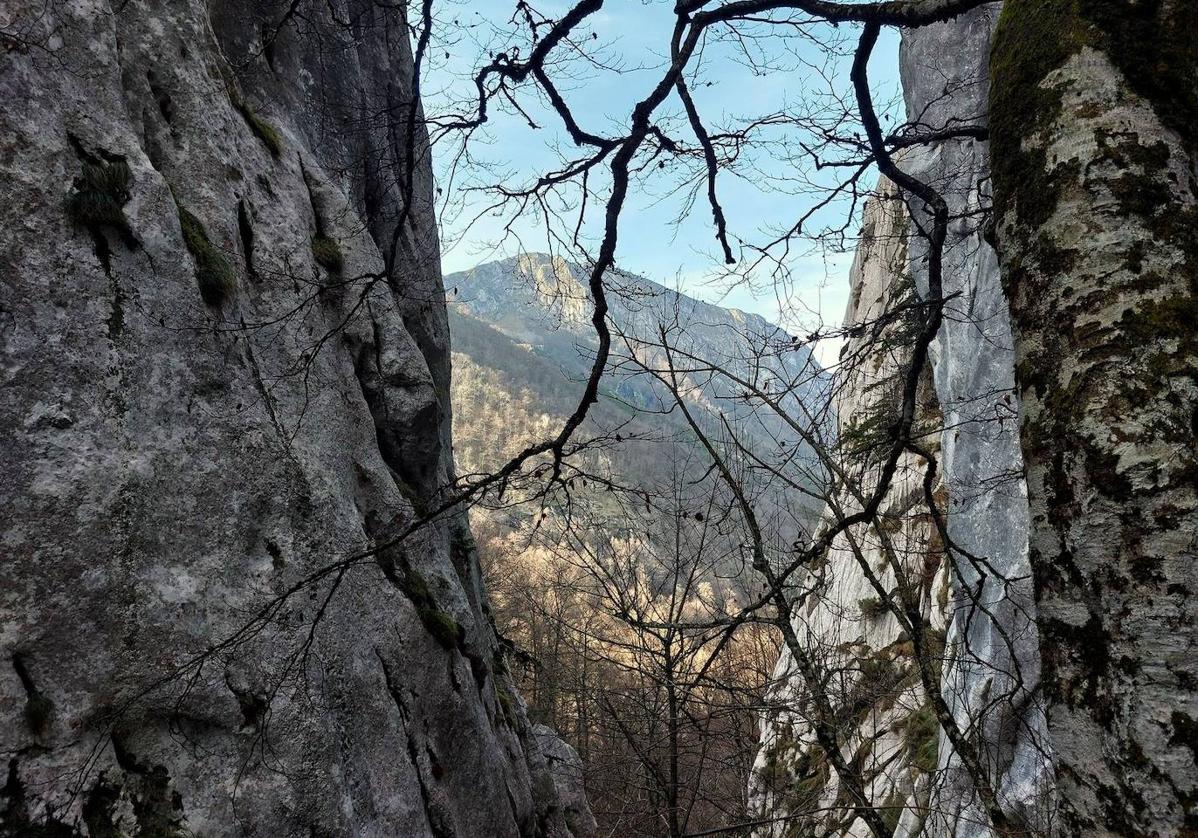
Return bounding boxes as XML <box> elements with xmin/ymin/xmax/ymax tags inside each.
<box><xmin>446</xmin><ymin>253</ymin><xmax>809</xmax><ymax>371</ymax></box>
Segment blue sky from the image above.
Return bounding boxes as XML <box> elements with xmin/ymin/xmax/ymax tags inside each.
<box><xmin>422</xmin><ymin>1</ymin><xmax>903</xmax><ymax>363</ymax></box>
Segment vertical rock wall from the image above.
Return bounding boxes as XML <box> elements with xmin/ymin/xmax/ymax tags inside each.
<box><xmin>751</xmin><ymin>6</ymin><xmax>1053</xmax><ymax>835</ymax></box>
<box><xmin>750</xmin><ymin>179</ymin><xmax>961</xmax><ymax>837</ymax></box>
<box><xmin>899</xmin><ymin>7</ymin><xmax>1053</xmax><ymax>835</ymax></box>
<box><xmin>0</xmin><ymin>1</ymin><xmax>585</xmax><ymax>835</ymax></box>
<box><xmin>992</xmin><ymin>2</ymin><xmax>1198</xmax><ymax>833</ymax></box>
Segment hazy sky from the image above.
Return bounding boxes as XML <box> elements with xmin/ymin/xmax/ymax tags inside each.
<box><xmin>423</xmin><ymin>1</ymin><xmax>904</xmax><ymax>363</ymax></box>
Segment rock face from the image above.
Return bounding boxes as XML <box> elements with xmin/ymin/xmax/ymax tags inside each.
<box><xmin>992</xmin><ymin>2</ymin><xmax>1198</xmax><ymax>834</ymax></box>
<box><xmin>899</xmin><ymin>8</ymin><xmax>1053</xmax><ymax>834</ymax></box>
<box><xmin>749</xmin><ymin>179</ymin><xmax>956</xmax><ymax>837</ymax></box>
<box><xmin>0</xmin><ymin>2</ymin><xmax>588</xmax><ymax>836</ymax></box>
<box><xmin>532</xmin><ymin>725</ymin><xmax>598</xmax><ymax>838</ymax></box>
<box><xmin>750</xmin><ymin>7</ymin><xmax>1053</xmax><ymax>835</ymax></box>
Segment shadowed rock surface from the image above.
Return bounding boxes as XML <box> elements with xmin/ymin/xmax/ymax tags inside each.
<box><xmin>0</xmin><ymin>1</ymin><xmax>589</xmax><ymax>835</ymax></box>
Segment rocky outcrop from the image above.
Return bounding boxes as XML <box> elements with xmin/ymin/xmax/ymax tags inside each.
<box><xmin>0</xmin><ymin>1</ymin><xmax>586</xmax><ymax>835</ymax></box>
<box><xmin>532</xmin><ymin>725</ymin><xmax>597</xmax><ymax>838</ymax></box>
<box><xmin>750</xmin><ymin>7</ymin><xmax>1053</xmax><ymax>835</ymax></box>
<box><xmin>992</xmin><ymin>2</ymin><xmax>1198</xmax><ymax>834</ymax></box>
<box><xmin>749</xmin><ymin>178</ymin><xmax>956</xmax><ymax>837</ymax></box>
<box><xmin>899</xmin><ymin>8</ymin><xmax>1052</xmax><ymax>834</ymax></box>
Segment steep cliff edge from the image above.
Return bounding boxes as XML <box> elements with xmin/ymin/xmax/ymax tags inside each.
<box><xmin>0</xmin><ymin>2</ymin><xmax>586</xmax><ymax>835</ymax></box>
<box><xmin>898</xmin><ymin>9</ymin><xmax>1051</xmax><ymax>834</ymax></box>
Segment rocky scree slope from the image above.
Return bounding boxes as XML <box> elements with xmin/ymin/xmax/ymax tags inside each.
<box><xmin>0</xmin><ymin>2</ymin><xmax>589</xmax><ymax>836</ymax></box>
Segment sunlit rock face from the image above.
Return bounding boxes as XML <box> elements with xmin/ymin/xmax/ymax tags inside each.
<box><xmin>898</xmin><ymin>7</ymin><xmax>1052</xmax><ymax>834</ymax></box>
<box><xmin>0</xmin><ymin>2</ymin><xmax>586</xmax><ymax>835</ymax></box>
<box><xmin>750</xmin><ymin>7</ymin><xmax>1052</xmax><ymax>836</ymax></box>
<box><xmin>749</xmin><ymin>179</ymin><xmax>956</xmax><ymax>838</ymax></box>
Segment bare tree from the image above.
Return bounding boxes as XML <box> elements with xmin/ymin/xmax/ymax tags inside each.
<box><xmin>478</xmin><ymin>447</ymin><xmax>782</xmax><ymax>837</ymax></box>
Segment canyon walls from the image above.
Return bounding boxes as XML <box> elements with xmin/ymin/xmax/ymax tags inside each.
<box><xmin>750</xmin><ymin>7</ymin><xmax>1053</xmax><ymax>835</ymax></box>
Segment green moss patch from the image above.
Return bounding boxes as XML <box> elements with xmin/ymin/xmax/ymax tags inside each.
<box><xmin>992</xmin><ymin>1</ymin><xmax>1198</xmax><ymax>230</ymax></box>
<box><xmin>67</xmin><ymin>160</ymin><xmax>132</xmax><ymax>234</ymax></box>
<box><xmin>242</xmin><ymin>106</ymin><xmax>283</xmax><ymax>157</ymax></box>
<box><xmin>398</xmin><ymin>567</ymin><xmax>464</xmax><ymax>651</ymax></box>
<box><xmin>496</xmin><ymin>683</ymin><xmax>517</xmax><ymax>724</ymax></box>
<box><xmin>990</xmin><ymin>0</ymin><xmax>1082</xmax><ymax>230</ymax></box>
<box><xmin>1077</xmin><ymin>0</ymin><xmax>1198</xmax><ymax>155</ymax></box>
<box><xmin>174</xmin><ymin>199</ymin><xmax>237</xmax><ymax>308</ymax></box>
<box><xmin>227</xmin><ymin>86</ymin><xmax>283</xmax><ymax>158</ymax></box>
<box><xmin>311</xmin><ymin>235</ymin><xmax>344</xmax><ymax>272</ymax></box>
<box><xmin>900</xmin><ymin>703</ymin><xmax>940</xmax><ymax>774</ymax></box>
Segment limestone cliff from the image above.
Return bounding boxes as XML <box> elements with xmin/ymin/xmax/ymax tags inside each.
<box><xmin>750</xmin><ymin>7</ymin><xmax>1052</xmax><ymax>836</ymax></box>
<box><xmin>992</xmin><ymin>2</ymin><xmax>1198</xmax><ymax>833</ymax></box>
<box><xmin>750</xmin><ymin>179</ymin><xmax>958</xmax><ymax>837</ymax></box>
<box><xmin>0</xmin><ymin>1</ymin><xmax>587</xmax><ymax>835</ymax></box>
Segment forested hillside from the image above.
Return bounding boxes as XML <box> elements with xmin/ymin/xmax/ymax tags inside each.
<box><xmin>448</xmin><ymin>253</ymin><xmax>825</xmax><ymax>494</ymax></box>
<box><xmin>446</xmin><ymin>253</ymin><xmax>824</xmax><ymax>833</ymax></box>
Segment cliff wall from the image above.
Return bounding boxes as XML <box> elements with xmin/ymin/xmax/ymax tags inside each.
<box><xmin>899</xmin><ymin>9</ymin><xmax>1051</xmax><ymax>833</ymax></box>
<box><xmin>0</xmin><ymin>2</ymin><xmax>586</xmax><ymax>835</ymax></box>
<box><xmin>750</xmin><ymin>7</ymin><xmax>1052</xmax><ymax>835</ymax></box>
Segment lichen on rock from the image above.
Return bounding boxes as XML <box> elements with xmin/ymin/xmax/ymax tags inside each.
<box><xmin>993</xmin><ymin>1</ymin><xmax>1198</xmax><ymax>832</ymax></box>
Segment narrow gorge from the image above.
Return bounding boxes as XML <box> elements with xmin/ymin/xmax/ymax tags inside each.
<box><xmin>752</xmin><ymin>4</ymin><xmax>1197</xmax><ymax>837</ymax></box>
<box><xmin>2</xmin><ymin>2</ymin><xmax>1195</xmax><ymax>837</ymax></box>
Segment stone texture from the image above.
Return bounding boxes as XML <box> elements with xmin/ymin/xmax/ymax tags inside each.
<box><xmin>992</xmin><ymin>2</ymin><xmax>1198</xmax><ymax>833</ymax></box>
<box><xmin>751</xmin><ymin>6</ymin><xmax>1053</xmax><ymax>835</ymax></box>
<box><xmin>749</xmin><ymin>179</ymin><xmax>954</xmax><ymax>838</ymax></box>
<box><xmin>899</xmin><ymin>7</ymin><xmax>1053</xmax><ymax>835</ymax></box>
<box><xmin>532</xmin><ymin>725</ymin><xmax>597</xmax><ymax>838</ymax></box>
<box><xmin>0</xmin><ymin>1</ymin><xmax>586</xmax><ymax>835</ymax></box>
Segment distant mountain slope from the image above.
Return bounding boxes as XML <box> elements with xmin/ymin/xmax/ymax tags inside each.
<box><xmin>449</xmin><ymin>253</ymin><xmax>818</xmax><ymax>401</ymax></box>
<box><xmin>446</xmin><ymin>253</ymin><xmax>826</xmax><ymax>524</ymax></box>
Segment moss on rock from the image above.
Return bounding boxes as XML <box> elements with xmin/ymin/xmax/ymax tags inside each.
<box><xmin>174</xmin><ymin>199</ymin><xmax>237</xmax><ymax>308</ymax></box>
<box><xmin>227</xmin><ymin>85</ymin><xmax>283</xmax><ymax>158</ymax></box>
<box><xmin>311</xmin><ymin>235</ymin><xmax>344</xmax><ymax>272</ymax></box>
<box><xmin>397</xmin><ymin>567</ymin><xmax>465</xmax><ymax>651</ymax></box>
<box><xmin>67</xmin><ymin>160</ymin><xmax>132</xmax><ymax>235</ymax></box>
<box><xmin>990</xmin><ymin>0</ymin><xmax>1082</xmax><ymax>230</ymax></box>
<box><xmin>992</xmin><ymin>0</ymin><xmax>1198</xmax><ymax>229</ymax></box>
<box><xmin>1077</xmin><ymin>0</ymin><xmax>1198</xmax><ymax>155</ymax></box>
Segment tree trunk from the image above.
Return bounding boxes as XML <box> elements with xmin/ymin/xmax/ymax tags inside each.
<box><xmin>991</xmin><ymin>1</ymin><xmax>1198</xmax><ymax>834</ymax></box>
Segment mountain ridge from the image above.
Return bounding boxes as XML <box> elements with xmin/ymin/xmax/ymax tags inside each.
<box><xmin>445</xmin><ymin>251</ymin><xmax>827</xmax><ymax>544</ymax></box>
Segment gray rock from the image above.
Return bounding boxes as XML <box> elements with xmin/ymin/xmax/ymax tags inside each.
<box><xmin>750</xmin><ymin>5</ymin><xmax>1053</xmax><ymax>836</ymax></box>
<box><xmin>0</xmin><ymin>1</ymin><xmax>586</xmax><ymax>835</ymax></box>
<box><xmin>898</xmin><ymin>8</ymin><xmax>1053</xmax><ymax>834</ymax></box>
<box><xmin>532</xmin><ymin>725</ymin><xmax>597</xmax><ymax>838</ymax></box>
